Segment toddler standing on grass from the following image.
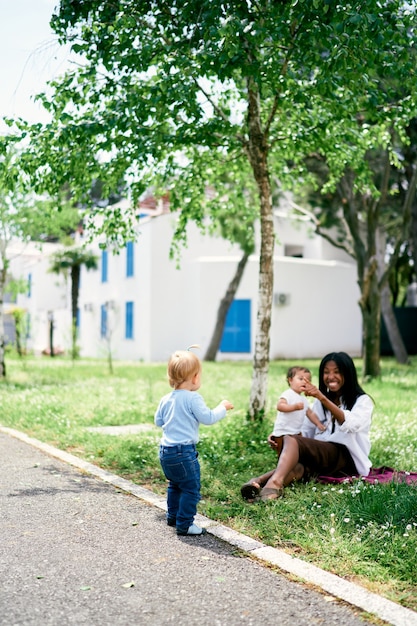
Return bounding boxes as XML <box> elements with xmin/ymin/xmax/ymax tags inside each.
<box><xmin>270</xmin><ymin>366</ymin><xmax>326</xmax><ymax>455</ymax></box>
<box><xmin>155</xmin><ymin>346</ymin><xmax>234</xmax><ymax>536</ymax></box>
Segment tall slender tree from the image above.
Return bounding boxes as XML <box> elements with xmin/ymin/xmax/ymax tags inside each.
<box><xmin>49</xmin><ymin>247</ymin><xmax>98</xmax><ymax>360</ymax></box>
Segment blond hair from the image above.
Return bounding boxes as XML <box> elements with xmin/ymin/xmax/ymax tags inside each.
<box><xmin>167</xmin><ymin>349</ymin><xmax>202</xmax><ymax>389</ymax></box>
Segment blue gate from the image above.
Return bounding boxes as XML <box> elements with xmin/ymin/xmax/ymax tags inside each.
<box><xmin>220</xmin><ymin>299</ymin><xmax>251</xmax><ymax>353</ymax></box>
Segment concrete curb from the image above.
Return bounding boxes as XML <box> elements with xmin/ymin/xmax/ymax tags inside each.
<box><xmin>2</xmin><ymin>426</ymin><xmax>416</xmax><ymax>626</ymax></box>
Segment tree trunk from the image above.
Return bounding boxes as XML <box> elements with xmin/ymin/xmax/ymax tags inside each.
<box><xmin>15</xmin><ymin>323</ymin><xmax>22</xmax><ymax>357</ymax></box>
<box><xmin>0</xmin><ymin>265</ymin><xmax>7</xmax><ymax>377</ymax></box>
<box><xmin>343</xmin><ymin>179</ymin><xmax>382</xmax><ymax>379</ymax></box>
<box><xmin>376</xmin><ymin>231</ymin><xmax>410</xmax><ymax>365</ymax></box>
<box><xmin>411</xmin><ymin>200</ymin><xmax>417</xmax><ymax>278</ymax></box>
<box><xmin>337</xmin><ymin>173</ymin><xmax>381</xmax><ymax>378</ymax></box>
<box><xmin>246</xmin><ymin>81</ymin><xmax>275</xmax><ymax>421</ymax></box>
<box><xmin>360</xmin><ymin>259</ymin><xmax>381</xmax><ymax>378</ymax></box>
<box><xmin>380</xmin><ymin>283</ymin><xmax>410</xmax><ymax>364</ymax></box>
<box><xmin>49</xmin><ymin>313</ymin><xmax>55</xmax><ymax>357</ymax></box>
<box><xmin>204</xmin><ymin>250</ymin><xmax>250</xmax><ymax>361</ymax></box>
<box><xmin>248</xmin><ymin>186</ymin><xmax>274</xmax><ymax>420</ymax></box>
<box><xmin>70</xmin><ymin>264</ymin><xmax>81</xmax><ymax>360</ymax></box>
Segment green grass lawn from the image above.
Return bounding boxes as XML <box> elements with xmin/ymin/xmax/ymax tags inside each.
<box><xmin>1</xmin><ymin>355</ymin><xmax>417</xmax><ymax>611</ymax></box>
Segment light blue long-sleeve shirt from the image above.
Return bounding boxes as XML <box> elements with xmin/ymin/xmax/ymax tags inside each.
<box><xmin>154</xmin><ymin>389</ymin><xmax>227</xmax><ymax>446</ymax></box>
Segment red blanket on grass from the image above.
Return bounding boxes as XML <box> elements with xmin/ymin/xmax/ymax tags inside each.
<box><xmin>318</xmin><ymin>466</ymin><xmax>417</xmax><ymax>485</ymax></box>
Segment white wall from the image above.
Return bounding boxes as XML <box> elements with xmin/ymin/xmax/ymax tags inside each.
<box><xmin>269</xmin><ymin>257</ymin><xmax>361</xmax><ymax>358</ymax></box>
<box><xmin>8</xmin><ymin>241</ymin><xmax>71</xmax><ymax>354</ymax></box>
<box><xmin>78</xmin><ymin>213</ymin><xmax>243</xmax><ymax>361</ymax></box>
<box><xmin>195</xmin><ymin>255</ymin><xmax>361</xmax><ymax>361</ymax></box>
<box><xmin>6</xmin><ymin>207</ymin><xmax>362</xmax><ymax>362</ymax></box>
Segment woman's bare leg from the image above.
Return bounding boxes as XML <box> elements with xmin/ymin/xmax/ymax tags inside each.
<box><xmin>240</xmin><ymin>469</ymin><xmax>276</xmax><ymax>501</ymax></box>
<box><xmin>241</xmin><ymin>436</ymin><xmax>304</xmax><ymax>502</ymax></box>
<box><xmin>283</xmin><ymin>462</ymin><xmax>304</xmax><ymax>486</ymax></box>
<box><xmin>262</xmin><ymin>435</ymin><xmax>301</xmax><ymax>491</ymax></box>
<box><xmin>249</xmin><ymin>469</ymin><xmax>276</xmax><ymax>487</ymax></box>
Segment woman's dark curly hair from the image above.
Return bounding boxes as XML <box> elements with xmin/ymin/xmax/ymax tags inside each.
<box><xmin>318</xmin><ymin>351</ymin><xmax>367</xmax><ymax>411</ymax></box>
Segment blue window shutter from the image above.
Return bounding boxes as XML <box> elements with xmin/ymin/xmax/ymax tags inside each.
<box><xmin>220</xmin><ymin>299</ymin><xmax>251</xmax><ymax>353</ymax></box>
<box><xmin>126</xmin><ymin>241</ymin><xmax>134</xmax><ymax>277</ymax></box>
<box><xmin>101</xmin><ymin>250</ymin><xmax>108</xmax><ymax>283</ymax></box>
<box><xmin>125</xmin><ymin>301</ymin><xmax>134</xmax><ymax>339</ymax></box>
<box><xmin>27</xmin><ymin>273</ymin><xmax>32</xmax><ymax>297</ymax></box>
<box><xmin>100</xmin><ymin>304</ymin><xmax>107</xmax><ymax>338</ymax></box>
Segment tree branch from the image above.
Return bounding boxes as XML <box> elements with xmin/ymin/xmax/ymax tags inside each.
<box><xmin>289</xmin><ymin>200</ymin><xmax>355</xmax><ymax>257</ymax></box>
<box><xmin>382</xmin><ymin>164</ymin><xmax>417</xmax><ymax>285</ymax></box>
<box><xmin>190</xmin><ymin>76</ymin><xmax>248</xmax><ymax>148</ymax></box>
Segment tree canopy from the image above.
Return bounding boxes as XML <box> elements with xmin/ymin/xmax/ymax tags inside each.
<box><xmin>17</xmin><ymin>0</ymin><xmax>417</xmax><ymax>412</ymax></box>
<box><xmin>0</xmin><ymin>137</ymin><xmax>82</xmax><ymax>375</ymax></box>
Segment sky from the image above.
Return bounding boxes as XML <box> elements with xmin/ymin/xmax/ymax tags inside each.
<box><xmin>0</xmin><ymin>0</ymin><xmax>72</xmax><ymax>131</ymax></box>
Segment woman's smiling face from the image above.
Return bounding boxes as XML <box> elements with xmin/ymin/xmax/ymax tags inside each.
<box><xmin>322</xmin><ymin>360</ymin><xmax>344</xmax><ymax>394</ymax></box>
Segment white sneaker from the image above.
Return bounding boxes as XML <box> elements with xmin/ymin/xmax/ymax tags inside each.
<box><xmin>177</xmin><ymin>523</ymin><xmax>207</xmax><ymax>536</ymax></box>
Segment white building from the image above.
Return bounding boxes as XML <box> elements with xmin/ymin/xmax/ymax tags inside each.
<box><xmin>8</xmin><ymin>204</ymin><xmax>362</xmax><ymax>361</ymax></box>
<box><xmin>5</xmin><ymin>241</ymin><xmax>70</xmax><ymax>354</ymax></box>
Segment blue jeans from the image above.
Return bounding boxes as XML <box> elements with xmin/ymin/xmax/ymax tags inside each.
<box><xmin>159</xmin><ymin>444</ymin><xmax>201</xmax><ymax>532</ymax></box>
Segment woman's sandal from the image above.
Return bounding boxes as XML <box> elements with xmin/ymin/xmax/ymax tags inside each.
<box><xmin>259</xmin><ymin>487</ymin><xmax>284</xmax><ymax>502</ymax></box>
<box><xmin>240</xmin><ymin>480</ymin><xmax>261</xmax><ymax>503</ymax></box>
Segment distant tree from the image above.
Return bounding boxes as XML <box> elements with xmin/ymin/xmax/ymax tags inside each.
<box><xmin>101</xmin><ymin>300</ymin><xmax>116</xmax><ymax>375</ymax></box>
<box><xmin>7</xmin><ymin>306</ymin><xmax>27</xmax><ymax>358</ymax></box>
<box><xmin>298</xmin><ymin>139</ymin><xmax>416</xmax><ymax>374</ymax></box>
<box><xmin>49</xmin><ymin>247</ymin><xmax>98</xmax><ymax>360</ymax></box>
<box><xmin>0</xmin><ymin>137</ymin><xmax>79</xmax><ymax>376</ymax></box>
<box><xmin>403</xmin><ymin>120</ymin><xmax>417</xmax><ymax>286</ymax></box>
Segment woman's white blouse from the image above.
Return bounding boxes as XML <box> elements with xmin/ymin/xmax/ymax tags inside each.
<box><xmin>302</xmin><ymin>394</ymin><xmax>373</xmax><ymax>476</ymax></box>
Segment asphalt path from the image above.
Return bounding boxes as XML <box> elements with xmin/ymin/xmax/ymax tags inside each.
<box><xmin>0</xmin><ymin>431</ymin><xmax>411</xmax><ymax>626</ymax></box>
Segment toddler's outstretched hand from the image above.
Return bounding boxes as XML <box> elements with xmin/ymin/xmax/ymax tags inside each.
<box><xmin>221</xmin><ymin>400</ymin><xmax>234</xmax><ymax>411</ymax></box>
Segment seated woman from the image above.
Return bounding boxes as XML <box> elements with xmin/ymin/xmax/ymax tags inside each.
<box><xmin>241</xmin><ymin>352</ymin><xmax>374</xmax><ymax>502</ymax></box>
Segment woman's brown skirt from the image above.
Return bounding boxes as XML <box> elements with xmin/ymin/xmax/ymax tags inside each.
<box><xmin>291</xmin><ymin>435</ymin><xmax>357</xmax><ymax>479</ymax></box>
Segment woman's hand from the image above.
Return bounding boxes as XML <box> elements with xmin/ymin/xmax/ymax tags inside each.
<box><xmin>303</xmin><ymin>379</ymin><xmax>321</xmax><ymax>398</ymax></box>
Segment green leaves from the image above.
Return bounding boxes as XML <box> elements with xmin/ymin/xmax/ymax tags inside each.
<box><xmin>39</xmin><ymin>0</ymin><xmax>417</xmax><ymax>182</ymax></box>
<box><xmin>7</xmin><ymin>0</ymin><xmax>417</xmax><ymax>386</ymax></box>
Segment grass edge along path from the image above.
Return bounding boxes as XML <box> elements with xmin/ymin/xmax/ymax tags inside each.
<box><xmin>0</xmin><ymin>356</ymin><xmax>416</xmax><ymax>614</ymax></box>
